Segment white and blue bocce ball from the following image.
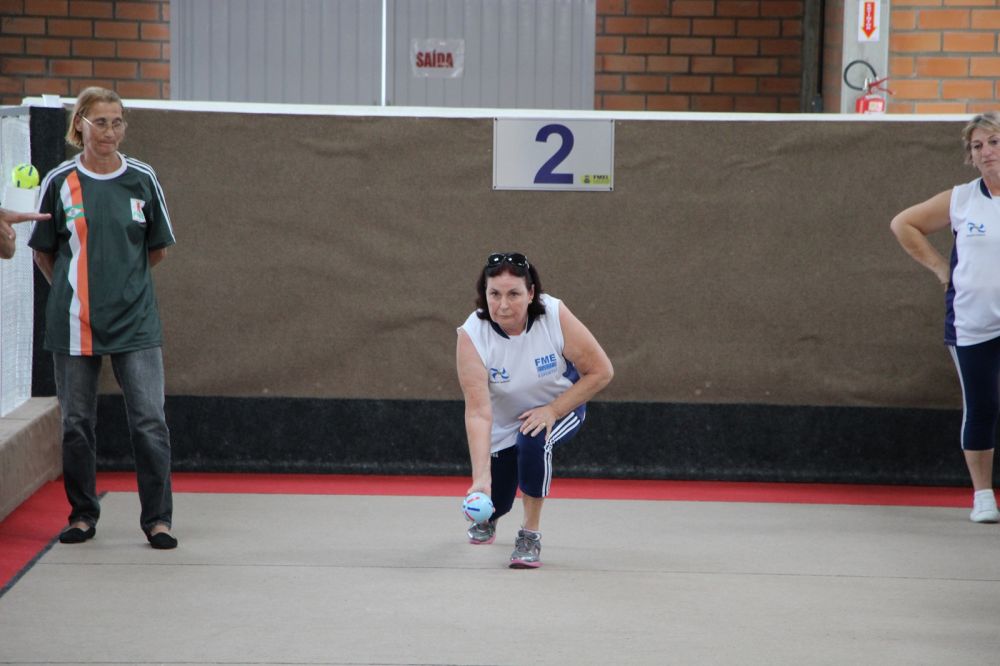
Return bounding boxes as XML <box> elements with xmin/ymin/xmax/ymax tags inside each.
<box><xmin>461</xmin><ymin>492</ymin><xmax>494</xmax><ymax>524</ymax></box>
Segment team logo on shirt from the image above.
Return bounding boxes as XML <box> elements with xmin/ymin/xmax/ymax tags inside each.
<box><xmin>967</xmin><ymin>220</ymin><xmax>986</xmax><ymax>236</ymax></box>
<box><xmin>489</xmin><ymin>367</ymin><xmax>510</xmax><ymax>383</ymax></box>
<box><xmin>130</xmin><ymin>198</ymin><xmax>146</xmax><ymax>225</ymax></box>
<box><xmin>535</xmin><ymin>353</ymin><xmax>558</xmax><ymax>377</ymax></box>
<box><xmin>64</xmin><ymin>204</ymin><xmax>84</xmax><ymax>222</ymax></box>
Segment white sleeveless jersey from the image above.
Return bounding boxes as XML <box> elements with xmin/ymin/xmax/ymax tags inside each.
<box><xmin>946</xmin><ymin>178</ymin><xmax>1000</xmax><ymax>346</ymax></box>
<box><xmin>459</xmin><ymin>293</ymin><xmax>580</xmax><ymax>453</ymax></box>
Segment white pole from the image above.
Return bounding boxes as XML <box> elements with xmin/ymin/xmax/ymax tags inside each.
<box><xmin>380</xmin><ymin>0</ymin><xmax>388</xmax><ymax>106</ymax></box>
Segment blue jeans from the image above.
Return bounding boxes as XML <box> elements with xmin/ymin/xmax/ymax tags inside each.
<box><xmin>53</xmin><ymin>348</ymin><xmax>173</xmax><ymax>534</ymax></box>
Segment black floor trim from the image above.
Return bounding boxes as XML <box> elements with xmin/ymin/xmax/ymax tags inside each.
<box><xmin>86</xmin><ymin>396</ymin><xmax>971</xmax><ymax>486</ymax></box>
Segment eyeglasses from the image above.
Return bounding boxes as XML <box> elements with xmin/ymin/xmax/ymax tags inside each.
<box><xmin>80</xmin><ymin>115</ymin><xmax>127</xmax><ymax>134</ymax></box>
<box><xmin>486</xmin><ymin>253</ymin><xmax>530</xmax><ymax>271</ymax></box>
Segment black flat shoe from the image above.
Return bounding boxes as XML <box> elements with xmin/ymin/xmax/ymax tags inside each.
<box><xmin>59</xmin><ymin>525</ymin><xmax>95</xmax><ymax>544</ymax></box>
<box><xmin>146</xmin><ymin>531</ymin><xmax>178</xmax><ymax>550</ymax></box>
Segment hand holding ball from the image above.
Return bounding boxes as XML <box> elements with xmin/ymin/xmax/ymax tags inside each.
<box><xmin>462</xmin><ymin>492</ymin><xmax>494</xmax><ymax>524</ymax></box>
<box><xmin>11</xmin><ymin>164</ymin><xmax>39</xmax><ymax>189</ymax></box>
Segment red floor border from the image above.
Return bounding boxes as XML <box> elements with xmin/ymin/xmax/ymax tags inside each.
<box><xmin>149</xmin><ymin>472</ymin><xmax>968</xmax><ymax>506</ymax></box>
<box><xmin>0</xmin><ymin>472</ymin><xmax>971</xmax><ymax>594</ymax></box>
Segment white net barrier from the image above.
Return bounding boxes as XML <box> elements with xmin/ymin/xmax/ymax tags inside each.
<box><xmin>0</xmin><ymin>110</ymin><xmax>34</xmax><ymax>417</ymax></box>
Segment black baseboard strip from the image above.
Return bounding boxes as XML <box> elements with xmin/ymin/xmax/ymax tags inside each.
<box><xmin>86</xmin><ymin>395</ymin><xmax>972</xmax><ymax>486</ymax></box>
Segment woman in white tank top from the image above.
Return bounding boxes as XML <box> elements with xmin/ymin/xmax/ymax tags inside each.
<box><xmin>890</xmin><ymin>112</ymin><xmax>1000</xmax><ymax>524</ymax></box>
<box><xmin>456</xmin><ymin>252</ymin><xmax>614</xmax><ymax>568</ymax></box>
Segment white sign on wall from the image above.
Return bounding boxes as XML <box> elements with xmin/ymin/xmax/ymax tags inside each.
<box><xmin>493</xmin><ymin>119</ymin><xmax>614</xmax><ymax>191</ymax></box>
<box><xmin>411</xmin><ymin>39</ymin><xmax>465</xmax><ymax>78</ymax></box>
<box><xmin>857</xmin><ymin>0</ymin><xmax>880</xmax><ymax>42</ymax></box>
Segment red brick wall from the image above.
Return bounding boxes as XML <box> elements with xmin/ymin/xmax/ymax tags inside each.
<box><xmin>595</xmin><ymin>0</ymin><xmax>806</xmax><ymax>112</ymax></box>
<box><xmin>888</xmin><ymin>0</ymin><xmax>1000</xmax><ymax>114</ymax></box>
<box><xmin>0</xmin><ymin>0</ymin><xmax>169</xmax><ymax>106</ymax></box>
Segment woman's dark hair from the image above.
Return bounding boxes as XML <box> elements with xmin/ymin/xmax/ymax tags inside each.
<box><xmin>475</xmin><ymin>254</ymin><xmax>546</xmax><ymax>321</ymax></box>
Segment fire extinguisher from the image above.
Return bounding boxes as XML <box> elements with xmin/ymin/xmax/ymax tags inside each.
<box><xmin>855</xmin><ymin>77</ymin><xmax>893</xmax><ymax>114</ymax></box>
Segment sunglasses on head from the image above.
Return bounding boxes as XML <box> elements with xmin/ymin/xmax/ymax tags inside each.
<box><xmin>485</xmin><ymin>253</ymin><xmax>530</xmax><ymax>271</ymax></box>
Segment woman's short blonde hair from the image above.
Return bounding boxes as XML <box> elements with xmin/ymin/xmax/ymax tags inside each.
<box><xmin>66</xmin><ymin>87</ymin><xmax>124</xmax><ymax>149</ymax></box>
<box><xmin>962</xmin><ymin>112</ymin><xmax>1000</xmax><ymax>164</ymax></box>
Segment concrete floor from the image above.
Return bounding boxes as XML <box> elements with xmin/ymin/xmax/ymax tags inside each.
<box><xmin>1</xmin><ymin>491</ymin><xmax>999</xmax><ymax>665</ymax></box>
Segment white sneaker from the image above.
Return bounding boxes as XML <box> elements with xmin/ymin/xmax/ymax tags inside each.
<box><xmin>970</xmin><ymin>491</ymin><xmax>999</xmax><ymax>523</ymax></box>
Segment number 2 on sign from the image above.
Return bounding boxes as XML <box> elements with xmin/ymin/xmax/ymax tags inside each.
<box><xmin>533</xmin><ymin>124</ymin><xmax>574</xmax><ymax>185</ymax></box>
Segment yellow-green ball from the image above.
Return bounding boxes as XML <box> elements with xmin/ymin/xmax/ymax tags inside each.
<box><xmin>11</xmin><ymin>163</ymin><xmax>39</xmax><ymax>189</ymax></box>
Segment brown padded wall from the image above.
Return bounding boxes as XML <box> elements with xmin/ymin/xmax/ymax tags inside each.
<box><xmin>116</xmin><ymin>110</ymin><xmax>970</xmax><ymax>409</ymax></box>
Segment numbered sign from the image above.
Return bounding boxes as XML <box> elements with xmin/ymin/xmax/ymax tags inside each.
<box><xmin>493</xmin><ymin>119</ymin><xmax>614</xmax><ymax>191</ymax></box>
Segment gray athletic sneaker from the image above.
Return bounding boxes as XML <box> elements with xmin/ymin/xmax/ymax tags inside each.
<box><xmin>509</xmin><ymin>529</ymin><xmax>542</xmax><ymax>568</ymax></box>
<box><xmin>467</xmin><ymin>519</ymin><xmax>497</xmax><ymax>545</ymax></box>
